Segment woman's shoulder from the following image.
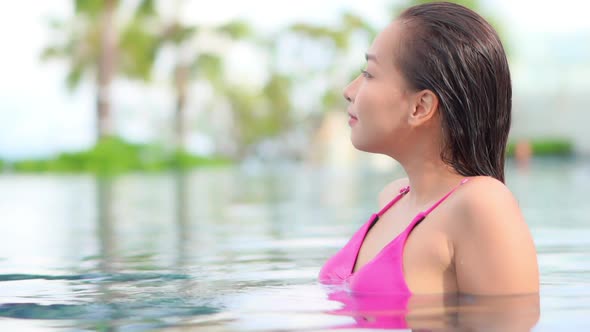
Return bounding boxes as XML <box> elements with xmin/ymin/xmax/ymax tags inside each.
<box><xmin>455</xmin><ymin>176</ymin><xmax>521</xmax><ymax>221</ymax></box>
<box><xmin>450</xmin><ymin>175</ymin><xmax>529</xmax><ymax>243</ymax></box>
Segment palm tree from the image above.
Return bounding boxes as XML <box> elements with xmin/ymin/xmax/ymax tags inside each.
<box><xmin>97</xmin><ymin>0</ymin><xmax>116</xmax><ymax>138</ymax></box>
<box><xmin>42</xmin><ymin>0</ymin><xmax>159</xmax><ymax>140</ymax></box>
<box><xmin>156</xmin><ymin>1</ymin><xmax>253</xmax><ymax>152</ymax></box>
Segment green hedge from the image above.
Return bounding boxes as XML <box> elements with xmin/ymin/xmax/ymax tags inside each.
<box><xmin>506</xmin><ymin>138</ymin><xmax>573</xmax><ymax>157</ymax></box>
<box><xmin>6</xmin><ymin>137</ymin><xmax>230</xmax><ymax>174</ymax></box>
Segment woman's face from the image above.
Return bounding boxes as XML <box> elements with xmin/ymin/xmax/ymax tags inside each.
<box><xmin>343</xmin><ymin>21</ymin><xmax>416</xmax><ymax>155</ymax></box>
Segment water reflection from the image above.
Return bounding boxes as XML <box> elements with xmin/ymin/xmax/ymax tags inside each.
<box><xmin>325</xmin><ymin>288</ymin><xmax>540</xmax><ymax>331</ymax></box>
<box><xmin>95</xmin><ymin>176</ymin><xmax>116</xmax><ymax>331</ymax></box>
<box><xmin>96</xmin><ymin>177</ymin><xmax>115</xmax><ymax>274</ymax></box>
<box><xmin>174</xmin><ymin>171</ymin><xmax>189</xmax><ymax>268</ymax></box>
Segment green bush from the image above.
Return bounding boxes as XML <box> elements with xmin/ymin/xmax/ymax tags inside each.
<box><xmin>11</xmin><ymin>137</ymin><xmax>230</xmax><ymax>174</ymax></box>
<box><xmin>506</xmin><ymin>138</ymin><xmax>573</xmax><ymax>157</ymax></box>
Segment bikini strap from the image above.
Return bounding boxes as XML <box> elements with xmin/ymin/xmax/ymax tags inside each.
<box><xmin>422</xmin><ymin>178</ymin><xmax>470</xmax><ymax>217</ymax></box>
<box><xmin>376</xmin><ymin>185</ymin><xmax>410</xmax><ymax>217</ymax></box>
<box><xmin>376</xmin><ymin>178</ymin><xmax>469</xmax><ymax>219</ymax></box>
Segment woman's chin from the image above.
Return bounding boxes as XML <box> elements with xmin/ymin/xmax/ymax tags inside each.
<box><xmin>350</xmin><ymin>137</ymin><xmax>375</xmax><ymax>153</ymax></box>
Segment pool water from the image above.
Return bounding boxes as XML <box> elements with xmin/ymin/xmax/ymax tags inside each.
<box><xmin>0</xmin><ymin>158</ymin><xmax>589</xmax><ymax>331</ymax></box>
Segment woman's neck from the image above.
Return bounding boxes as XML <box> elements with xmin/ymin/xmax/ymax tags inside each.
<box><xmin>400</xmin><ymin>155</ymin><xmax>464</xmax><ymax>209</ymax></box>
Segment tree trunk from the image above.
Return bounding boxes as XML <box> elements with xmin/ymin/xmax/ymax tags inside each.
<box><xmin>174</xmin><ymin>64</ymin><xmax>189</xmax><ymax>152</ymax></box>
<box><xmin>97</xmin><ymin>0</ymin><xmax>117</xmax><ymax>140</ymax></box>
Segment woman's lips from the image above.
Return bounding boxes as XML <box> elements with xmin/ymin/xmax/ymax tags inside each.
<box><xmin>348</xmin><ymin>112</ymin><xmax>358</xmax><ymax>126</ymax></box>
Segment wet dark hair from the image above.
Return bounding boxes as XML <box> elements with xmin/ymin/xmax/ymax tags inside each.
<box><xmin>397</xmin><ymin>2</ymin><xmax>511</xmax><ymax>182</ymax></box>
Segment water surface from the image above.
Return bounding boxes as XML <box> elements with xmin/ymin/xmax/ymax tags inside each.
<box><xmin>0</xmin><ymin>158</ymin><xmax>589</xmax><ymax>330</ymax></box>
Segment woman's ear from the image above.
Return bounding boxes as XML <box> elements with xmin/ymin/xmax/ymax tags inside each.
<box><xmin>409</xmin><ymin>90</ymin><xmax>439</xmax><ymax>127</ymax></box>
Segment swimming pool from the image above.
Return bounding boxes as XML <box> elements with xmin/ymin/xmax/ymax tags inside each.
<box><xmin>0</xmin><ymin>157</ymin><xmax>588</xmax><ymax>330</ymax></box>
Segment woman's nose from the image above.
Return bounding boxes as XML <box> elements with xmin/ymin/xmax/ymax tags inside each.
<box><xmin>343</xmin><ymin>89</ymin><xmax>352</xmax><ymax>103</ymax></box>
<box><xmin>343</xmin><ymin>77</ymin><xmax>358</xmax><ymax>103</ymax></box>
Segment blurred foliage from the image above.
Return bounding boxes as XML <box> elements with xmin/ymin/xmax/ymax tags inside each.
<box><xmin>192</xmin><ymin>53</ymin><xmax>223</xmax><ymax>84</ymax></box>
<box><xmin>506</xmin><ymin>138</ymin><xmax>574</xmax><ymax>157</ymax></box>
<box><xmin>74</xmin><ymin>0</ymin><xmax>105</xmax><ymax>17</ymax></box>
<box><xmin>289</xmin><ymin>11</ymin><xmax>377</xmax><ymax>49</ymax></box>
<box><xmin>42</xmin><ymin>0</ymin><xmax>159</xmax><ymax>89</ymax></box>
<box><xmin>9</xmin><ymin>137</ymin><xmax>228</xmax><ymax>174</ymax></box>
<box><xmin>119</xmin><ymin>6</ymin><xmax>160</xmax><ymax>82</ymax></box>
<box><xmin>224</xmin><ymin>73</ymin><xmax>293</xmax><ymax>154</ymax></box>
<box><xmin>217</xmin><ymin>21</ymin><xmax>253</xmax><ymax>39</ymax></box>
<box><xmin>284</xmin><ymin>11</ymin><xmax>375</xmax><ymax>119</ymax></box>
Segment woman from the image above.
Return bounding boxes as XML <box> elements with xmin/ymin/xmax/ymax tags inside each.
<box><xmin>319</xmin><ymin>2</ymin><xmax>539</xmax><ymax>297</ymax></box>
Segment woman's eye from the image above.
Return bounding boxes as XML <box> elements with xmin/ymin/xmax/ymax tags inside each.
<box><xmin>361</xmin><ymin>69</ymin><xmax>373</xmax><ymax>79</ymax></box>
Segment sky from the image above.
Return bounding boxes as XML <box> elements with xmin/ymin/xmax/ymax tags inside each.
<box><xmin>1</xmin><ymin>0</ymin><xmax>590</xmax><ymax>159</ymax></box>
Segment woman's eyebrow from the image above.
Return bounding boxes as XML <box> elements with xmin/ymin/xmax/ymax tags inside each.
<box><xmin>365</xmin><ymin>53</ymin><xmax>379</xmax><ymax>64</ymax></box>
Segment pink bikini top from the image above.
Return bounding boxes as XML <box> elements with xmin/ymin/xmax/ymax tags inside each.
<box><xmin>319</xmin><ymin>178</ymin><xmax>469</xmax><ymax>295</ymax></box>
